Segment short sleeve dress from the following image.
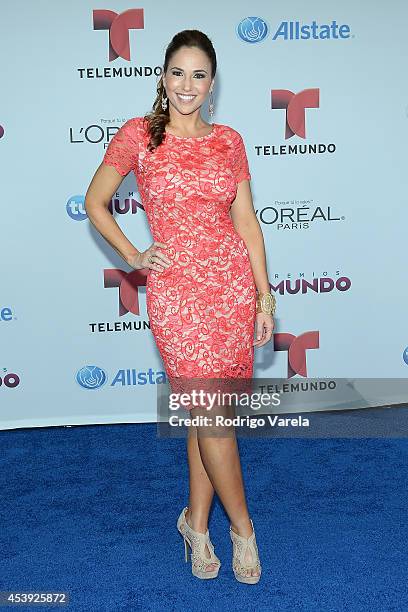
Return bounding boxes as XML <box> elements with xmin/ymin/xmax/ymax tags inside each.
<box><xmin>102</xmin><ymin>117</ymin><xmax>257</xmax><ymax>383</ymax></box>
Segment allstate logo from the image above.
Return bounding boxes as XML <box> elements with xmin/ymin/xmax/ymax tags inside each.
<box><xmin>403</xmin><ymin>347</ymin><xmax>408</xmax><ymax>366</ymax></box>
<box><xmin>76</xmin><ymin>365</ymin><xmax>107</xmax><ymax>389</ymax></box>
<box><xmin>66</xmin><ymin>195</ymin><xmax>87</xmax><ymax>221</ymax></box>
<box><xmin>237</xmin><ymin>17</ymin><xmax>269</xmax><ymax>43</ymax></box>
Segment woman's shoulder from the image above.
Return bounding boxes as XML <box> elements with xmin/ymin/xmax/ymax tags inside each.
<box><xmin>122</xmin><ymin>117</ymin><xmax>144</xmax><ymax>133</ymax></box>
<box><xmin>216</xmin><ymin>122</ymin><xmax>245</xmax><ymax>143</ymax></box>
<box><xmin>217</xmin><ymin>123</ymin><xmax>242</xmax><ymax>139</ymax></box>
<box><xmin>113</xmin><ymin>117</ymin><xmax>149</xmax><ymax>144</ymax></box>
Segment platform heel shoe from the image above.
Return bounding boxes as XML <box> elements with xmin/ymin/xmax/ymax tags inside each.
<box><xmin>230</xmin><ymin>519</ymin><xmax>262</xmax><ymax>584</ymax></box>
<box><xmin>177</xmin><ymin>507</ymin><xmax>221</xmax><ymax>579</ymax></box>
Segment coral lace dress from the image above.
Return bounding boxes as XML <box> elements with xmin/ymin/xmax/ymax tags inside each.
<box><xmin>103</xmin><ymin>116</ymin><xmax>257</xmax><ymax>384</ymax></box>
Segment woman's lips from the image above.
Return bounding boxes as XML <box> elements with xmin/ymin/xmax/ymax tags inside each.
<box><xmin>176</xmin><ymin>94</ymin><xmax>196</xmax><ymax>103</ymax></box>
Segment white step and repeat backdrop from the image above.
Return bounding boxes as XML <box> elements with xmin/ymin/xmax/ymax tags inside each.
<box><xmin>1</xmin><ymin>1</ymin><xmax>408</xmax><ymax>429</ymax></box>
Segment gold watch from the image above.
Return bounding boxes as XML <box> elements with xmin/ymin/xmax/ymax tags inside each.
<box><xmin>256</xmin><ymin>291</ymin><xmax>276</xmax><ymax>316</ymax></box>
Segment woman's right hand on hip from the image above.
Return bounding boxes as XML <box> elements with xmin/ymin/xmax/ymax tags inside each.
<box><xmin>129</xmin><ymin>241</ymin><xmax>172</xmax><ymax>272</ymax></box>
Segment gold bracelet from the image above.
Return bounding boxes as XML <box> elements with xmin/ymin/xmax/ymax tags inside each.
<box><xmin>256</xmin><ymin>291</ymin><xmax>276</xmax><ymax>316</ymax></box>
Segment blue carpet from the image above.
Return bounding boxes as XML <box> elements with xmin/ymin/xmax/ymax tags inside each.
<box><xmin>1</xmin><ymin>421</ymin><xmax>408</xmax><ymax>612</ymax></box>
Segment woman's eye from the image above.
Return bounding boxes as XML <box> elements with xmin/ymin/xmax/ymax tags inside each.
<box><xmin>171</xmin><ymin>71</ymin><xmax>206</xmax><ymax>78</ymax></box>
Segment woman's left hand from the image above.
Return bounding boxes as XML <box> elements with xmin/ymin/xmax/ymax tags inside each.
<box><xmin>253</xmin><ymin>313</ymin><xmax>275</xmax><ymax>347</ymax></box>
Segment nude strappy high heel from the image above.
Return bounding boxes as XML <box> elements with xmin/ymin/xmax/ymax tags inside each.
<box><xmin>177</xmin><ymin>507</ymin><xmax>221</xmax><ymax>579</ymax></box>
<box><xmin>230</xmin><ymin>519</ymin><xmax>262</xmax><ymax>584</ymax></box>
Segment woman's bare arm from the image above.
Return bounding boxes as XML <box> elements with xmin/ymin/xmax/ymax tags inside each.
<box><xmin>84</xmin><ymin>163</ymin><xmax>141</xmax><ymax>265</ymax></box>
<box><xmin>85</xmin><ymin>163</ymin><xmax>171</xmax><ymax>271</ymax></box>
<box><xmin>230</xmin><ymin>180</ymin><xmax>270</xmax><ymax>294</ymax></box>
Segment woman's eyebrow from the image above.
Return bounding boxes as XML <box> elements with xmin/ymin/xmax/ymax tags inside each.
<box><xmin>169</xmin><ymin>66</ymin><xmax>208</xmax><ymax>73</ymax></box>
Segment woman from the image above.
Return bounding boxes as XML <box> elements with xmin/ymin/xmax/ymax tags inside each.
<box><xmin>85</xmin><ymin>30</ymin><xmax>275</xmax><ymax>585</ymax></box>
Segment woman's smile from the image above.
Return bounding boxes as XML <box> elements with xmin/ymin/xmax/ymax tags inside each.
<box><xmin>176</xmin><ymin>93</ymin><xmax>197</xmax><ymax>103</ymax></box>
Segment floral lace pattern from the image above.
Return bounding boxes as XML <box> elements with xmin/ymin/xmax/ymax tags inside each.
<box><xmin>103</xmin><ymin>117</ymin><xmax>256</xmax><ymax>383</ymax></box>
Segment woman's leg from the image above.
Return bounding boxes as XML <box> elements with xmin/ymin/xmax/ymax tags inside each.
<box><xmin>185</xmin><ymin>425</ymin><xmax>219</xmax><ymax>571</ymax></box>
<box><xmin>190</xmin><ymin>408</ymin><xmax>260</xmax><ymax>578</ymax></box>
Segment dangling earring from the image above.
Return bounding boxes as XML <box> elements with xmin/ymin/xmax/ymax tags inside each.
<box><xmin>208</xmin><ymin>89</ymin><xmax>214</xmax><ymax>118</ymax></box>
<box><xmin>161</xmin><ymin>90</ymin><xmax>168</xmax><ymax>111</ymax></box>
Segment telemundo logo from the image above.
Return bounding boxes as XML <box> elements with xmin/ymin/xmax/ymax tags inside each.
<box><xmin>76</xmin><ymin>365</ymin><xmax>107</xmax><ymax>389</ymax></box>
<box><xmin>237</xmin><ymin>18</ymin><xmax>351</xmax><ymax>43</ymax></box>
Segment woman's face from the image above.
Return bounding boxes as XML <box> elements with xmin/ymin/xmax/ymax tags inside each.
<box><xmin>162</xmin><ymin>45</ymin><xmax>214</xmax><ymax>117</ymax></box>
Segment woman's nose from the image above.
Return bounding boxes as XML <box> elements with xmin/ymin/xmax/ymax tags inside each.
<box><xmin>182</xmin><ymin>78</ymin><xmax>192</xmax><ymax>91</ymax></box>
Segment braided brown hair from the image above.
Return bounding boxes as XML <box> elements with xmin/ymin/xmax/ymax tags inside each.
<box><xmin>143</xmin><ymin>30</ymin><xmax>217</xmax><ymax>153</ymax></box>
